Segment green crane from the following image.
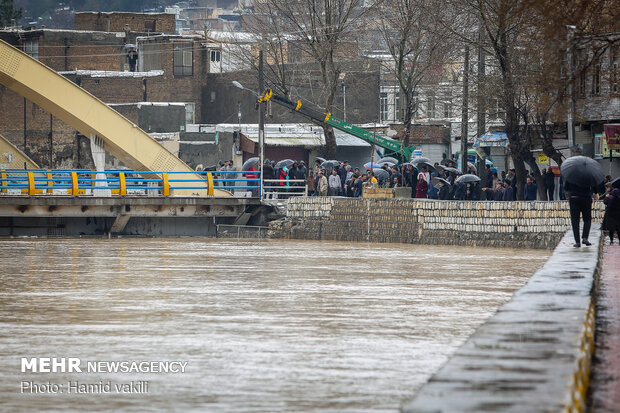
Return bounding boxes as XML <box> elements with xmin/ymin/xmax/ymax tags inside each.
<box><xmin>259</xmin><ymin>89</ymin><xmax>414</xmax><ymax>161</ymax></box>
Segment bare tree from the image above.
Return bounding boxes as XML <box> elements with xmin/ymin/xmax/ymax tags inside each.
<box><xmin>247</xmin><ymin>0</ymin><xmax>372</xmax><ymax>159</ymax></box>
<box><xmin>379</xmin><ymin>0</ymin><xmax>453</xmax><ymax>150</ymax></box>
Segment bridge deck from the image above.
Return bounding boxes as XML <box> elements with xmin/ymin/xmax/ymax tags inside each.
<box><xmin>0</xmin><ymin>196</ymin><xmax>261</xmax><ymax>218</ymax></box>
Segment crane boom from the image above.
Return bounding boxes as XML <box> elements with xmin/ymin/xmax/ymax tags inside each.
<box><xmin>264</xmin><ymin>90</ymin><xmax>413</xmax><ymax>161</ymax></box>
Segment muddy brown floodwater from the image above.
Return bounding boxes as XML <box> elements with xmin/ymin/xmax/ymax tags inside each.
<box><xmin>0</xmin><ymin>238</ymin><xmax>549</xmax><ymax>412</ymax></box>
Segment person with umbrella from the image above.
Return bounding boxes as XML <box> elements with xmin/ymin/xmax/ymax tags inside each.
<box><xmin>262</xmin><ymin>159</ymin><xmax>275</xmax><ymax>195</ymax></box>
<box><xmin>415</xmin><ymin>172</ymin><xmax>428</xmax><ymax>198</ymax></box>
<box><xmin>603</xmin><ymin>187</ymin><xmax>620</xmax><ymax>244</ymax></box>
<box><xmin>561</xmin><ymin>156</ymin><xmax>605</xmax><ymax>248</ymax></box>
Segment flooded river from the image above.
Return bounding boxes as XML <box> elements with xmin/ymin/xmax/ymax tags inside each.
<box><xmin>0</xmin><ymin>238</ymin><xmax>549</xmax><ymax>412</ymax></box>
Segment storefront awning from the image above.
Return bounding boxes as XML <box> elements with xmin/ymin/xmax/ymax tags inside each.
<box><xmin>473</xmin><ymin>132</ymin><xmax>509</xmax><ymax>148</ymax></box>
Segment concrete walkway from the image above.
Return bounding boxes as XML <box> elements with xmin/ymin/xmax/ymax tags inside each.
<box><xmin>588</xmin><ymin>244</ymin><xmax>620</xmax><ymax>411</ymax></box>
<box><xmin>402</xmin><ymin>229</ymin><xmax>601</xmax><ymax>412</ymax></box>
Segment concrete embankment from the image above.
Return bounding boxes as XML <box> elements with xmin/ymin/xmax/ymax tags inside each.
<box><xmin>402</xmin><ymin>229</ymin><xmax>602</xmax><ymax>412</ymax></box>
<box><xmin>269</xmin><ymin>197</ymin><xmax>604</xmax><ymax>249</ymax></box>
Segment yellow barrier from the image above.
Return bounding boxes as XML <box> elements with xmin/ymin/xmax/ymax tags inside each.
<box><xmin>47</xmin><ymin>171</ymin><xmax>53</xmax><ymax>194</ymax></box>
<box><xmin>0</xmin><ymin>170</ymin><xmax>6</xmax><ymax>193</ymax></box>
<box><xmin>119</xmin><ymin>172</ymin><xmax>127</xmax><ymax>197</ymax></box>
<box><xmin>162</xmin><ymin>173</ymin><xmax>170</xmax><ymax>197</ymax></box>
<box><xmin>567</xmin><ymin>300</ymin><xmax>595</xmax><ymax>413</ymax></box>
<box><xmin>71</xmin><ymin>172</ymin><xmax>79</xmax><ymax>196</ymax></box>
<box><xmin>206</xmin><ymin>172</ymin><xmax>214</xmax><ymax>196</ymax></box>
<box><xmin>27</xmin><ymin>172</ymin><xmax>35</xmax><ymax>196</ymax></box>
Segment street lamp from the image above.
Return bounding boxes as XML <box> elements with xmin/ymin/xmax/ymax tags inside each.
<box><xmin>233</xmin><ymin>80</ymin><xmax>264</xmax><ymax>198</ymax></box>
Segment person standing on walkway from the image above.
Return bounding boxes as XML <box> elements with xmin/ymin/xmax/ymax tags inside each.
<box><xmin>543</xmin><ymin>168</ymin><xmax>556</xmax><ymax>200</ymax></box>
<box><xmin>328</xmin><ymin>168</ymin><xmax>342</xmax><ymax>196</ymax></box>
<box><xmin>604</xmin><ymin>188</ymin><xmax>620</xmax><ymax>244</ymax></box>
<box><xmin>317</xmin><ymin>170</ymin><xmax>328</xmax><ymax>196</ymax></box>
<box><xmin>565</xmin><ymin>181</ymin><xmax>595</xmax><ymax>247</ymax></box>
<box><xmin>524</xmin><ymin>176</ymin><xmax>537</xmax><ymax>200</ymax></box>
<box><xmin>415</xmin><ymin>172</ymin><xmax>428</xmax><ymax>198</ymax></box>
<box><xmin>502</xmin><ymin>180</ymin><xmax>514</xmax><ymax>201</ymax></box>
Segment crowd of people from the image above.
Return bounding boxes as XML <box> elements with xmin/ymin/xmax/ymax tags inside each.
<box><xmin>214</xmin><ymin>156</ymin><xmax>619</xmax><ymax>245</ymax></box>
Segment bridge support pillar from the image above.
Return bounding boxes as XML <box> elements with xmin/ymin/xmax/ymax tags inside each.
<box><xmin>110</xmin><ymin>214</ymin><xmax>131</xmax><ymax>234</ymax></box>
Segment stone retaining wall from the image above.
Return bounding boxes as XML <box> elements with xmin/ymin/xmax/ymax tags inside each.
<box><xmin>268</xmin><ymin>197</ymin><xmax>606</xmax><ymax>249</ymax></box>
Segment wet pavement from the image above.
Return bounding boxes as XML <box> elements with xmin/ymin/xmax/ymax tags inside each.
<box><xmin>403</xmin><ymin>229</ymin><xmax>602</xmax><ymax>413</ymax></box>
<box><xmin>588</xmin><ymin>244</ymin><xmax>620</xmax><ymax>412</ymax></box>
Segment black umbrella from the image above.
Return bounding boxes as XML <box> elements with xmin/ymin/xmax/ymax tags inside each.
<box><xmin>371</xmin><ymin>168</ymin><xmax>390</xmax><ymax>181</ymax></box>
<box><xmin>411</xmin><ymin>157</ymin><xmax>431</xmax><ymax>165</ymax></box>
<box><xmin>432</xmin><ymin>177</ymin><xmax>450</xmax><ymax>187</ymax></box>
<box><xmin>242</xmin><ymin>157</ymin><xmax>259</xmax><ymax>171</ymax></box>
<box><xmin>275</xmin><ymin>159</ymin><xmax>295</xmax><ymax>169</ymax></box>
<box><xmin>315</xmin><ymin>157</ymin><xmax>326</xmax><ymax>164</ymax></box>
<box><xmin>417</xmin><ymin>162</ymin><xmax>436</xmax><ymax>173</ymax></box>
<box><xmin>560</xmin><ymin>156</ymin><xmax>605</xmax><ymax>188</ymax></box>
<box><xmin>378</xmin><ymin>160</ymin><xmax>396</xmax><ymax>168</ymax></box>
<box><xmin>444</xmin><ymin>167</ymin><xmax>462</xmax><ymax>175</ymax></box>
<box><xmin>612</xmin><ymin>177</ymin><xmax>620</xmax><ymax>189</ymax></box>
<box><xmin>440</xmin><ymin>158</ymin><xmax>455</xmax><ymax>166</ymax></box>
<box><xmin>456</xmin><ymin>174</ymin><xmax>481</xmax><ymax>183</ymax></box>
<box><xmin>435</xmin><ymin>164</ymin><xmax>446</xmax><ymax>173</ymax></box>
<box><xmin>321</xmin><ymin>160</ymin><xmax>340</xmax><ymax>169</ymax></box>
<box><xmin>378</xmin><ymin>156</ymin><xmax>399</xmax><ymax>164</ymax></box>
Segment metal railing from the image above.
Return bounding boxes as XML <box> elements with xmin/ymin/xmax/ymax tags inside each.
<box><xmin>0</xmin><ymin>169</ymin><xmax>261</xmax><ymax>197</ymax></box>
<box><xmin>216</xmin><ymin>224</ymin><xmax>269</xmax><ymax>239</ymax></box>
<box><xmin>262</xmin><ymin>179</ymin><xmax>308</xmax><ymax>199</ymax></box>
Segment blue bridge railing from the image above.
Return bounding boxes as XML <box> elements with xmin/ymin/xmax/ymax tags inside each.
<box><xmin>0</xmin><ymin>169</ymin><xmax>261</xmax><ymax>197</ymax></box>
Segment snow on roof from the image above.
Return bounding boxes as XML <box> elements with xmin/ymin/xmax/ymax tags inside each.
<box><xmin>186</xmin><ymin>123</ymin><xmax>371</xmax><ymax>147</ymax></box>
<box><xmin>58</xmin><ymin>69</ymin><xmax>164</xmax><ymax>78</ymax></box>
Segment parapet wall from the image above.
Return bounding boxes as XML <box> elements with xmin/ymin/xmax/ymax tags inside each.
<box><xmin>269</xmin><ymin>197</ymin><xmax>605</xmax><ymax>249</ymax></box>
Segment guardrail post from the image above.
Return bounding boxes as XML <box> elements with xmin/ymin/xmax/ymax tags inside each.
<box><xmin>119</xmin><ymin>172</ymin><xmax>127</xmax><ymax>197</ymax></box>
<box><xmin>0</xmin><ymin>170</ymin><xmax>6</xmax><ymax>193</ymax></box>
<box><xmin>27</xmin><ymin>171</ymin><xmax>35</xmax><ymax>196</ymax></box>
<box><xmin>206</xmin><ymin>172</ymin><xmax>214</xmax><ymax>196</ymax></box>
<box><xmin>71</xmin><ymin>172</ymin><xmax>79</xmax><ymax>196</ymax></box>
<box><xmin>162</xmin><ymin>172</ymin><xmax>170</xmax><ymax>197</ymax></box>
<box><xmin>47</xmin><ymin>171</ymin><xmax>54</xmax><ymax>194</ymax></box>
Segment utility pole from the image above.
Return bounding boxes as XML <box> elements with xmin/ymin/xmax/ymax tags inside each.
<box><xmin>258</xmin><ymin>49</ymin><xmax>265</xmax><ymax>199</ymax></box>
<box><xmin>461</xmin><ymin>46</ymin><xmax>470</xmax><ymax>174</ymax></box>
<box><xmin>477</xmin><ymin>24</ymin><xmax>487</xmax><ymax>180</ymax></box>
<box><xmin>566</xmin><ymin>25</ymin><xmax>576</xmax><ymax>153</ymax></box>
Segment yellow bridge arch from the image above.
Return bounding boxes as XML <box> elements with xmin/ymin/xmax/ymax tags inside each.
<box><xmin>0</xmin><ymin>39</ymin><xmax>230</xmax><ymax>197</ymax></box>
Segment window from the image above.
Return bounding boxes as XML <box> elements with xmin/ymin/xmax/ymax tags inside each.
<box><xmin>591</xmin><ymin>59</ymin><xmax>601</xmax><ymax>95</ymax></box>
<box><xmin>380</xmin><ymin>92</ymin><xmax>388</xmax><ymax>122</ymax></box>
<box><xmin>173</xmin><ymin>41</ymin><xmax>193</xmax><ymax>76</ymax></box>
<box><xmin>23</xmin><ymin>39</ymin><xmax>39</xmax><ymax>60</ymax></box>
<box><xmin>443</xmin><ymin>99</ymin><xmax>452</xmax><ymax>118</ymax></box>
<box><xmin>427</xmin><ymin>95</ymin><xmax>436</xmax><ymax>118</ymax></box>
<box><xmin>210</xmin><ymin>50</ymin><xmax>221</xmax><ymax>63</ymax></box>
<box><xmin>185</xmin><ymin>103</ymin><xmax>195</xmax><ymax>124</ymax></box>
<box><xmin>394</xmin><ymin>92</ymin><xmax>400</xmax><ymax>122</ymax></box>
<box><xmin>578</xmin><ymin>69</ymin><xmax>586</xmax><ymax>96</ymax></box>
<box><xmin>145</xmin><ymin>20</ymin><xmax>156</xmax><ymax>31</ymax></box>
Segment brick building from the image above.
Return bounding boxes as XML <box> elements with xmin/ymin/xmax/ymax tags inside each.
<box><xmin>74</xmin><ymin>12</ymin><xmax>176</xmax><ymax>34</ymax></box>
<box><xmin>0</xmin><ymin>24</ymin><xmax>211</xmax><ymax>169</ymax></box>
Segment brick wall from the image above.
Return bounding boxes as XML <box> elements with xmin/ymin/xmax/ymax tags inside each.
<box><xmin>269</xmin><ymin>197</ymin><xmax>606</xmax><ymax>249</ymax></box>
<box><xmin>75</xmin><ymin>12</ymin><xmax>176</xmax><ymax>34</ymax></box>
